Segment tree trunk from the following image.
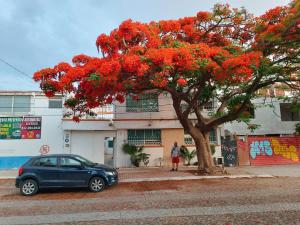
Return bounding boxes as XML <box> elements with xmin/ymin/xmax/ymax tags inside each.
<box><xmin>191</xmin><ymin>130</ymin><xmax>214</xmax><ymax>174</ymax></box>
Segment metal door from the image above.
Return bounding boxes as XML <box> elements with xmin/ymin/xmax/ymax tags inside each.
<box><xmin>104</xmin><ymin>137</ymin><xmax>114</xmax><ymax>167</ymax></box>
<box><xmin>221</xmin><ymin>138</ymin><xmax>238</xmax><ymax>166</ymax></box>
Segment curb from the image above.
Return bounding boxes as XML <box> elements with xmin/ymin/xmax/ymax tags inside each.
<box><xmin>119</xmin><ymin>174</ymin><xmax>275</xmax><ymax>183</ymax></box>
<box><xmin>0</xmin><ymin>174</ymin><xmax>275</xmax><ymax>182</ymax></box>
<box><xmin>0</xmin><ymin>177</ymin><xmax>15</xmax><ymax>179</ymax></box>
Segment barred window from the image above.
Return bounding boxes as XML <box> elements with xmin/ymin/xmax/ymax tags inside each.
<box><xmin>49</xmin><ymin>98</ymin><xmax>63</xmax><ymax>108</ymax></box>
<box><xmin>126</xmin><ymin>94</ymin><xmax>159</xmax><ymax>112</ymax></box>
<box><xmin>128</xmin><ymin>129</ymin><xmax>161</xmax><ymax>146</ymax></box>
<box><xmin>209</xmin><ymin>129</ymin><xmax>217</xmax><ymax>143</ymax></box>
<box><xmin>184</xmin><ymin>129</ymin><xmax>217</xmax><ymax>145</ymax></box>
<box><xmin>280</xmin><ymin>103</ymin><xmax>300</xmax><ymax>121</ymax></box>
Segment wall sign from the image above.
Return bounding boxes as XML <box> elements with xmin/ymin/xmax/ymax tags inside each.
<box><xmin>64</xmin><ymin>131</ymin><xmax>71</xmax><ymax>153</ymax></box>
<box><xmin>0</xmin><ymin>117</ymin><xmax>42</xmax><ymax>139</ymax></box>
<box><xmin>40</xmin><ymin>145</ymin><xmax>50</xmax><ymax>155</ymax></box>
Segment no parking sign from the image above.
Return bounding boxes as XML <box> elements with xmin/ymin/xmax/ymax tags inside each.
<box><xmin>39</xmin><ymin>145</ymin><xmax>50</xmax><ymax>155</ymax></box>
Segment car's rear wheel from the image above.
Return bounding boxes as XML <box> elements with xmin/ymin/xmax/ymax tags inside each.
<box><xmin>89</xmin><ymin>177</ymin><xmax>105</xmax><ymax>192</ymax></box>
<box><xmin>20</xmin><ymin>179</ymin><xmax>38</xmax><ymax>196</ymax></box>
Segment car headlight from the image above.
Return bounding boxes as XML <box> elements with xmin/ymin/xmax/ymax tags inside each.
<box><xmin>106</xmin><ymin>171</ymin><xmax>116</xmax><ymax>176</ymax></box>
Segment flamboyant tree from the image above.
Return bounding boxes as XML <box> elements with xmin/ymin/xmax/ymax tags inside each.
<box><xmin>34</xmin><ymin>1</ymin><xmax>300</xmax><ymax>174</ymax></box>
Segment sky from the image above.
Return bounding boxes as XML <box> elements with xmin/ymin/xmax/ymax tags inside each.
<box><xmin>0</xmin><ymin>0</ymin><xmax>291</xmax><ymax>91</ymax></box>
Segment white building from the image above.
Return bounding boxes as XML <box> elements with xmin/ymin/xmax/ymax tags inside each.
<box><xmin>225</xmin><ymin>96</ymin><xmax>300</xmax><ymax>137</ymax></box>
<box><xmin>0</xmin><ymin>91</ymin><xmax>64</xmax><ymax>169</ymax></box>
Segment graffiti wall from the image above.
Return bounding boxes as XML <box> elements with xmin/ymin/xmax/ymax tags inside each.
<box><xmin>248</xmin><ymin>136</ymin><xmax>300</xmax><ymax>165</ymax></box>
<box><xmin>221</xmin><ymin>138</ymin><xmax>237</xmax><ymax>166</ymax></box>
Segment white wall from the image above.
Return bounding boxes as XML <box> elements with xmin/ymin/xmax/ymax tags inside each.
<box><xmin>225</xmin><ymin>98</ymin><xmax>299</xmax><ymax>135</ymax></box>
<box><xmin>141</xmin><ymin>147</ymin><xmax>164</xmax><ymax>167</ymax></box>
<box><xmin>0</xmin><ymin>93</ymin><xmax>64</xmax><ymax>169</ymax></box>
<box><xmin>62</xmin><ymin>120</ymin><xmax>115</xmax><ymax>131</ymax></box>
<box><xmin>114</xmin><ymin>129</ymin><xmax>164</xmax><ymax>167</ymax></box>
<box><xmin>115</xmin><ymin>129</ymin><xmax>130</xmax><ymax>167</ymax></box>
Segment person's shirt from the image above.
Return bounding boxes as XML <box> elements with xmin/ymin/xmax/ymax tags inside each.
<box><xmin>171</xmin><ymin>146</ymin><xmax>180</xmax><ymax>157</ymax></box>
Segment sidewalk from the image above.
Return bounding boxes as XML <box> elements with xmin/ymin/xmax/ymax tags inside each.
<box><xmin>3</xmin><ymin>165</ymin><xmax>299</xmax><ymax>182</ymax></box>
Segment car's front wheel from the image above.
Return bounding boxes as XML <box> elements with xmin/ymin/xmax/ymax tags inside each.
<box><xmin>89</xmin><ymin>177</ymin><xmax>105</xmax><ymax>192</ymax></box>
<box><xmin>20</xmin><ymin>179</ymin><xmax>38</xmax><ymax>196</ymax></box>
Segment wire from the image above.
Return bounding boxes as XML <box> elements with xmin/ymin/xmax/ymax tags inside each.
<box><xmin>0</xmin><ymin>57</ymin><xmax>33</xmax><ymax>80</ymax></box>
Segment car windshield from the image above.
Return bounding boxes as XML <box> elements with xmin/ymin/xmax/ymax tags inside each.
<box><xmin>73</xmin><ymin>155</ymin><xmax>96</xmax><ymax>166</ymax></box>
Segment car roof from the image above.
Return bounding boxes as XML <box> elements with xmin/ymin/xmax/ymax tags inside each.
<box><xmin>31</xmin><ymin>154</ymin><xmax>80</xmax><ymax>159</ymax></box>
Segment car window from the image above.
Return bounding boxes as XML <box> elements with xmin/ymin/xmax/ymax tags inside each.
<box><xmin>60</xmin><ymin>157</ymin><xmax>82</xmax><ymax>167</ymax></box>
<box><xmin>73</xmin><ymin>155</ymin><xmax>95</xmax><ymax>166</ymax></box>
<box><xmin>32</xmin><ymin>157</ymin><xmax>57</xmax><ymax>167</ymax></box>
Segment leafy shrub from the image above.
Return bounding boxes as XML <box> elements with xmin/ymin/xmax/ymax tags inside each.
<box><xmin>180</xmin><ymin>145</ymin><xmax>196</xmax><ymax>166</ymax></box>
<box><xmin>122</xmin><ymin>143</ymin><xmax>150</xmax><ymax>167</ymax></box>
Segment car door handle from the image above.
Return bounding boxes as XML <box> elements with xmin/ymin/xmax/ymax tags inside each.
<box><xmin>87</xmin><ymin>171</ymin><xmax>92</xmax><ymax>173</ymax></box>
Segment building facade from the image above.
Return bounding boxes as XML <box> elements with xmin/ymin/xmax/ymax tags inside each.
<box><xmin>225</xmin><ymin>97</ymin><xmax>299</xmax><ymax>137</ymax></box>
<box><xmin>0</xmin><ymin>91</ymin><xmax>64</xmax><ymax>169</ymax></box>
<box><xmin>224</xmin><ymin>89</ymin><xmax>300</xmax><ymax>166</ymax></box>
<box><xmin>63</xmin><ymin>92</ymin><xmax>223</xmax><ymax>168</ymax></box>
<box><xmin>0</xmin><ymin>91</ymin><xmax>223</xmax><ymax>169</ymax></box>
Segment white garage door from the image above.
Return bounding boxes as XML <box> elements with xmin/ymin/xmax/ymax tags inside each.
<box><xmin>70</xmin><ymin>131</ymin><xmax>116</xmax><ymax>165</ymax></box>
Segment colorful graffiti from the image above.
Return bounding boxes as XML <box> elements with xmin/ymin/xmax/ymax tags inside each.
<box><xmin>250</xmin><ymin>140</ymin><xmax>272</xmax><ymax>159</ymax></box>
<box><xmin>248</xmin><ymin>136</ymin><xmax>300</xmax><ymax>165</ymax></box>
<box><xmin>271</xmin><ymin>139</ymin><xmax>299</xmax><ymax>162</ymax></box>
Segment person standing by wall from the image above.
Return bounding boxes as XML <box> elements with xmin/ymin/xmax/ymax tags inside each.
<box><xmin>170</xmin><ymin>142</ymin><xmax>180</xmax><ymax>171</ymax></box>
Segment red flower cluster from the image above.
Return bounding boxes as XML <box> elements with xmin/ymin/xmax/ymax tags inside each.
<box><xmin>33</xmin><ymin>2</ymin><xmax>297</xmax><ymax>118</ymax></box>
<box><xmin>196</xmin><ymin>11</ymin><xmax>211</xmax><ymax>21</ymax></box>
<box><xmin>177</xmin><ymin>78</ymin><xmax>187</xmax><ymax>86</ymax></box>
<box><xmin>221</xmin><ymin>52</ymin><xmax>262</xmax><ymax>81</ymax></box>
<box><xmin>72</xmin><ymin>54</ymin><xmax>92</xmax><ymax>66</ymax></box>
<box><xmin>99</xmin><ymin>60</ymin><xmax>121</xmax><ymax>80</ymax></box>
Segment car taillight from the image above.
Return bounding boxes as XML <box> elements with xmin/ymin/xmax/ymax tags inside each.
<box><xmin>18</xmin><ymin>167</ymin><xmax>24</xmax><ymax>176</ymax></box>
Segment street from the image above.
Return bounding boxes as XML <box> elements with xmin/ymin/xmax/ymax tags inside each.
<box><xmin>1</xmin><ymin>177</ymin><xmax>300</xmax><ymax>225</ymax></box>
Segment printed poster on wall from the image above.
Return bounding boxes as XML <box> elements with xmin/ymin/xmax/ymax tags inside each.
<box><xmin>21</xmin><ymin>117</ymin><xmax>42</xmax><ymax>139</ymax></box>
<box><xmin>0</xmin><ymin>117</ymin><xmax>22</xmax><ymax>139</ymax></box>
<box><xmin>0</xmin><ymin>117</ymin><xmax>42</xmax><ymax>140</ymax></box>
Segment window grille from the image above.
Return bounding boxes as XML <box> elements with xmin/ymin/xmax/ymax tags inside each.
<box><xmin>126</xmin><ymin>94</ymin><xmax>159</xmax><ymax>112</ymax></box>
<box><xmin>128</xmin><ymin>129</ymin><xmax>161</xmax><ymax>145</ymax></box>
<box><xmin>184</xmin><ymin>129</ymin><xmax>217</xmax><ymax>145</ymax></box>
<box><xmin>280</xmin><ymin>103</ymin><xmax>300</xmax><ymax>121</ymax></box>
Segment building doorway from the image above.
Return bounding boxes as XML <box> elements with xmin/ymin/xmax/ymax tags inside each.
<box><xmin>104</xmin><ymin>137</ymin><xmax>115</xmax><ymax>167</ymax></box>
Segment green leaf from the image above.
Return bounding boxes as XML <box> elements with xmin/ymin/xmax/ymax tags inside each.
<box><xmin>87</xmin><ymin>73</ymin><xmax>100</xmax><ymax>81</ymax></box>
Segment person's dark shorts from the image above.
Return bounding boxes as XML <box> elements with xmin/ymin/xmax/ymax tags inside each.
<box><xmin>172</xmin><ymin>156</ymin><xmax>179</xmax><ymax>163</ymax></box>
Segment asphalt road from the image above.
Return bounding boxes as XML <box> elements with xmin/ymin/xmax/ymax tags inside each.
<box><xmin>0</xmin><ymin>177</ymin><xmax>300</xmax><ymax>225</ymax></box>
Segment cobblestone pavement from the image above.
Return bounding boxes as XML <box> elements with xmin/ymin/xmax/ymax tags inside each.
<box><xmin>1</xmin><ymin>177</ymin><xmax>300</xmax><ymax>224</ymax></box>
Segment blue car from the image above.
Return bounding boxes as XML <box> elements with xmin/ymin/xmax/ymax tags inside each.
<box><xmin>15</xmin><ymin>154</ymin><xmax>118</xmax><ymax>196</ymax></box>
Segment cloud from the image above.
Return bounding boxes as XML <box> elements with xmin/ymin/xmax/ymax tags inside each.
<box><xmin>0</xmin><ymin>0</ymin><xmax>290</xmax><ymax>91</ymax></box>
